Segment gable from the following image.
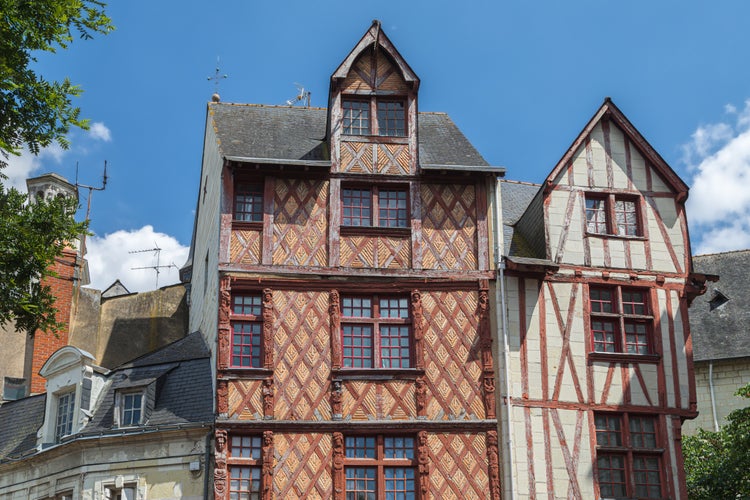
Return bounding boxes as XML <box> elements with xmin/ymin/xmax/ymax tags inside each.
<box><xmin>341</xmin><ymin>49</ymin><xmax>409</xmax><ymax>94</ymax></box>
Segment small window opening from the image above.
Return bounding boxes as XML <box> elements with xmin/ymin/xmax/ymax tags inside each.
<box><xmin>709</xmin><ymin>290</ymin><xmax>729</xmax><ymax>311</ymax></box>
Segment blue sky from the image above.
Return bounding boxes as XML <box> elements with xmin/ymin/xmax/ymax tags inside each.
<box><xmin>6</xmin><ymin>1</ymin><xmax>750</xmax><ymax>291</ymax></box>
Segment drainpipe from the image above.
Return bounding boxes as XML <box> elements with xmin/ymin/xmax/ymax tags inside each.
<box><xmin>708</xmin><ymin>361</ymin><xmax>719</xmax><ymax>432</ymax></box>
<box><xmin>491</xmin><ymin>178</ymin><xmax>517</xmax><ymax>500</ymax></box>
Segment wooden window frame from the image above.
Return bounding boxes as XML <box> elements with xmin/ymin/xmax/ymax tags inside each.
<box><xmin>230</xmin><ymin>293</ymin><xmax>264</xmax><ymax>369</ymax></box>
<box><xmin>342</xmin><ymin>96</ymin><xmax>407</xmax><ymax>137</ymax></box>
<box><xmin>341</xmin><ymin>295</ymin><xmax>412</xmax><ymax>370</ymax></box>
<box><xmin>233</xmin><ymin>181</ymin><xmax>264</xmax><ymax>224</ymax></box>
<box><xmin>344</xmin><ymin>435</ymin><xmax>417</xmax><ymax>499</ymax></box>
<box><xmin>118</xmin><ymin>390</ymin><xmax>145</xmax><ymax>427</ymax></box>
<box><xmin>55</xmin><ymin>389</ymin><xmax>75</xmax><ymax>442</ymax></box>
<box><xmin>589</xmin><ymin>286</ymin><xmax>658</xmax><ymax>362</ymax></box>
<box><xmin>341</xmin><ymin>185</ymin><xmax>410</xmax><ymax>233</ymax></box>
<box><xmin>585</xmin><ymin>193</ymin><xmax>642</xmax><ymax>238</ymax></box>
<box><xmin>594</xmin><ymin>413</ymin><xmax>664</xmax><ymax>499</ymax></box>
<box><xmin>228</xmin><ymin>435</ymin><xmax>263</xmax><ymax>498</ymax></box>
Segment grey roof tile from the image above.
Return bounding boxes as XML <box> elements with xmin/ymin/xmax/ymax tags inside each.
<box><xmin>0</xmin><ymin>394</ymin><xmax>45</xmax><ymax>461</ymax></box>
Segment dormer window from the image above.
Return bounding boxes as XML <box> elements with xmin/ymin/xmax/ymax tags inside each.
<box><xmin>121</xmin><ymin>391</ymin><xmax>145</xmax><ymax>426</ymax></box>
<box><xmin>55</xmin><ymin>390</ymin><xmax>75</xmax><ymax>442</ymax></box>
<box><xmin>342</xmin><ymin>97</ymin><xmax>406</xmax><ymax>137</ymax></box>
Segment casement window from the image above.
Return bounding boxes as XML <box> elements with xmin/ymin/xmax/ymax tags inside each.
<box><xmin>120</xmin><ymin>391</ymin><xmax>144</xmax><ymax>426</ymax></box>
<box><xmin>229</xmin><ymin>435</ymin><xmax>262</xmax><ymax>499</ymax></box>
<box><xmin>55</xmin><ymin>390</ymin><xmax>75</xmax><ymax>442</ymax></box>
<box><xmin>342</xmin><ymin>187</ymin><xmax>408</xmax><ymax>228</ymax></box>
<box><xmin>585</xmin><ymin>194</ymin><xmax>641</xmax><ymax>237</ymax></box>
<box><xmin>234</xmin><ymin>182</ymin><xmax>263</xmax><ymax>223</ymax></box>
<box><xmin>104</xmin><ymin>486</ymin><xmax>136</xmax><ymax>500</ymax></box>
<box><xmin>341</xmin><ymin>296</ymin><xmax>411</xmax><ymax>369</ymax></box>
<box><xmin>345</xmin><ymin>435</ymin><xmax>417</xmax><ymax>499</ymax></box>
<box><xmin>231</xmin><ymin>294</ymin><xmax>263</xmax><ymax>368</ymax></box>
<box><xmin>342</xmin><ymin>97</ymin><xmax>406</xmax><ymax>137</ymax></box>
<box><xmin>590</xmin><ymin>287</ymin><xmax>653</xmax><ymax>355</ymax></box>
<box><xmin>595</xmin><ymin>413</ymin><xmax>663</xmax><ymax>499</ymax></box>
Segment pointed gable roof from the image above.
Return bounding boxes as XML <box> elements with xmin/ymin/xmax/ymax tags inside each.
<box><xmin>543</xmin><ymin>98</ymin><xmax>689</xmax><ymax>199</ymax></box>
<box><xmin>330</xmin><ymin>20</ymin><xmax>419</xmax><ymax>90</ymax></box>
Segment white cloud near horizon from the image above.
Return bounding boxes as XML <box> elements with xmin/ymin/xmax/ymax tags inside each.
<box><xmin>685</xmin><ymin>100</ymin><xmax>750</xmax><ymax>255</ymax></box>
<box><xmin>88</xmin><ymin>122</ymin><xmax>112</xmax><ymax>142</ymax></box>
<box><xmin>2</xmin><ymin>144</ymin><xmax>66</xmax><ymax>191</ymax></box>
<box><xmin>84</xmin><ymin>226</ymin><xmax>190</xmax><ymax>293</ymax></box>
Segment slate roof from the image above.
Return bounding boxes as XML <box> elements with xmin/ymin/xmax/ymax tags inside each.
<box><xmin>0</xmin><ymin>332</ymin><xmax>212</xmax><ymax>462</ymax></box>
<box><xmin>690</xmin><ymin>250</ymin><xmax>750</xmax><ymax>362</ymax></box>
<box><xmin>209</xmin><ymin>103</ymin><xmax>492</xmax><ymax>169</ymax></box>
<box><xmin>499</xmin><ymin>180</ymin><xmax>545</xmax><ymax>258</ymax></box>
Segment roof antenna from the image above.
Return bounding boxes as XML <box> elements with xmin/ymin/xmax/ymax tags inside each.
<box><xmin>130</xmin><ymin>243</ymin><xmax>177</xmax><ymax>289</ymax></box>
<box><xmin>285</xmin><ymin>83</ymin><xmax>311</xmax><ymax>107</ymax></box>
<box><xmin>73</xmin><ymin>160</ymin><xmax>107</xmax><ymax>307</ymax></box>
<box><xmin>208</xmin><ymin>56</ymin><xmax>228</xmax><ymax>102</ymax></box>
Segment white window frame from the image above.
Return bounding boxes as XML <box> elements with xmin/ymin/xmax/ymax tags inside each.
<box><xmin>116</xmin><ymin>389</ymin><xmax>146</xmax><ymax>427</ymax></box>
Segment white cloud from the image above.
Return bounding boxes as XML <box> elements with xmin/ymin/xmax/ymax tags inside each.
<box><xmin>1</xmin><ymin>144</ymin><xmax>66</xmax><ymax>191</ymax></box>
<box><xmin>84</xmin><ymin>226</ymin><xmax>189</xmax><ymax>293</ymax></box>
<box><xmin>88</xmin><ymin>122</ymin><xmax>112</xmax><ymax>142</ymax></box>
<box><xmin>685</xmin><ymin>100</ymin><xmax>750</xmax><ymax>254</ymax></box>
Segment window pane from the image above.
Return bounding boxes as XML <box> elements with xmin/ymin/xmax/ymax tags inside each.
<box><xmin>232</xmin><ymin>322</ymin><xmax>262</xmax><ymax>367</ymax></box>
<box><xmin>634</xmin><ymin>455</ymin><xmax>661</xmax><ymax>498</ymax></box>
<box><xmin>384</xmin><ymin>467</ymin><xmax>415</xmax><ymax>499</ymax></box>
<box><xmin>231</xmin><ymin>435</ymin><xmax>262</xmax><ymax>458</ymax></box>
<box><xmin>590</xmin><ymin>288</ymin><xmax>614</xmax><ymax>313</ymax></box>
<box><xmin>378</xmin><ymin>190</ymin><xmax>408</xmax><ymax>228</ymax></box>
<box><xmin>230</xmin><ymin>466</ymin><xmax>261</xmax><ymax>498</ymax></box>
<box><xmin>342</xmin><ymin>297</ymin><xmax>372</xmax><ymax>318</ymax></box>
<box><xmin>345</xmin><ymin>467</ymin><xmax>376</xmax><ymax>500</ymax></box>
<box><xmin>379</xmin><ymin>297</ymin><xmax>409</xmax><ymax>318</ymax></box>
<box><xmin>345</xmin><ymin>436</ymin><xmax>376</xmax><ymax>458</ymax></box>
<box><xmin>122</xmin><ymin>393</ymin><xmax>143</xmax><ymax>426</ymax></box>
<box><xmin>56</xmin><ymin>391</ymin><xmax>75</xmax><ymax>441</ymax></box>
<box><xmin>343</xmin><ymin>100</ymin><xmax>370</xmax><ymax>135</ymax></box>
<box><xmin>377</xmin><ymin>101</ymin><xmax>406</xmax><ymax>136</ymax></box>
<box><xmin>233</xmin><ymin>294</ymin><xmax>262</xmax><ymax>315</ymax></box>
<box><xmin>234</xmin><ymin>184</ymin><xmax>263</xmax><ymax>222</ymax></box>
<box><xmin>625</xmin><ymin>323</ymin><xmax>650</xmax><ymax>354</ymax></box>
<box><xmin>592</xmin><ymin>320</ymin><xmax>617</xmax><ymax>352</ymax></box>
<box><xmin>342</xmin><ymin>189</ymin><xmax>373</xmax><ymax>226</ymax></box>
<box><xmin>622</xmin><ymin>290</ymin><xmax>647</xmax><ymax>315</ymax></box>
<box><xmin>595</xmin><ymin>414</ymin><xmax>622</xmax><ymax>446</ymax></box>
<box><xmin>585</xmin><ymin>198</ymin><xmax>607</xmax><ymax>234</ymax></box>
<box><xmin>597</xmin><ymin>455</ymin><xmax>626</xmax><ymax>498</ymax></box>
<box><xmin>380</xmin><ymin>326</ymin><xmax>411</xmax><ymax>368</ymax></box>
<box><xmin>630</xmin><ymin>416</ymin><xmax>658</xmax><ymax>448</ymax></box>
<box><xmin>615</xmin><ymin>199</ymin><xmax>639</xmax><ymax>236</ymax></box>
<box><xmin>384</xmin><ymin>436</ymin><xmax>415</xmax><ymax>459</ymax></box>
<box><xmin>342</xmin><ymin>325</ymin><xmax>373</xmax><ymax>368</ymax></box>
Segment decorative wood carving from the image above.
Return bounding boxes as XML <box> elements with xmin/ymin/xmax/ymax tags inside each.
<box><xmin>332</xmin><ymin>432</ymin><xmax>345</xmax><ymax>500</ymax></box>
<box><xmin>330</xmin><ymin>290</ymin><xmax>341</xmax><ymax>370</ymax></box>
<box><xmin>478</xmin><ymin>289</ymin><xmax>492</xmax><ymax>371</ymax></box>
<box><xmin>330</xmin><ymin>379</ymin><xmax>343</xmax><ymax>420</ymax></box>
<box><xmin>215</xmin><ymin>429</ymin><xmax>227</xmax><ymax>455</ymax></box>
<box><xmin>486</xmin><ymin>431</ymin><xmax>501</xmax><ymax>500</ymax></box>
<box><xmin>262</xmin><ymin>378</ymin><xmax>274</xmax><ymax>420</ymax></box>
<box><xmin>218</xmin><ymin>275</ymin><xmax>232</xmax><ymax>371</ymax></box>
<box><xmin>215</xmin><ymin>428</ymin><xmax>228</xmax><ymax>500</ymax></box>
<box><xmin>262</xmin><ymin>431</ymin><xmax>274</xmax><ymax>500</ymax></box>
<box><xmin>411</xmin><ymin>289</ymin><xmax>425</xmax><ymax>369</ymax></box>
<box><xmin>415</xmin><ymin>376</ymin><xmax>427</xmax><ymax>418</ymax></box>
<box><xmin>214</xmin><ymin>468</ymin><xmax>227</xmax><ymax>500</ymax></box>
<box><xmin>418</xmin><ymin>431</ymin><xmax>430</xmax><ymax>499</ymax></box>
<box><xmin>217</xmin><ymin>379</ymin><xmax>228</xmax><ymax>416</ymax></box>
<box><xmin>263</xmin><ymin>288</ymin><xmax>274</xmax><ymax>368</ymax></box>
<box><xmin>483</xmin><ymin>374</ymin><xmax>496</xmax><ymax>419</ymax></box>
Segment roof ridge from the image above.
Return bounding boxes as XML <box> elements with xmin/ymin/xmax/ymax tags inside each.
<box><xmin>210</xmin><ymin>102</ymin><xmax>328</xmax><ymax>111</ymax></box>
<box><xmin>694</xmin><ymin>248</ymin><xmax>750</xmax><ymax>258</ymax></box>
<box><xmin>501</xmin><ymin>179</ymin><xmax>542</xmax><ymax>187</ymax></box>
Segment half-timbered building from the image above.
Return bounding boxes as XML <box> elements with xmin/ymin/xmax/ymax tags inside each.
<box><xmin>498</xmin><ymin>99</ymin><xmax>709</xmax><ymax>499</ymax></box>
<box><xmin>183</xmin><ymin>21</ymin><xmax>504</xmax><ymax>499</ymax></box>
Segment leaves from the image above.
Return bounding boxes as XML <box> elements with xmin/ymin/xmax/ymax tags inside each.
<box><xmin>0</xmin><ymin>185</ymin><xmax>87</xmax><ymax>334</ymax></box>
<box><xmin>683</xmin><ymin>382</ymin><xmax>750</xmax><ymax>499</ymax></box>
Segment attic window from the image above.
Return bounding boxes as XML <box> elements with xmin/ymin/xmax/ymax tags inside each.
<box><xmin>342</xmin><ymin>97</ymin><xmax>406</xmax><ymax>137</ymax></box>
<box><xmin>120</xmin><ymin>391</ymin><xmax>145</xmax><ymax>426</ymax></box>
<box><xmin>709</xmin><ymin>290</ymin><xmax>729</xmax><ymax>311</ymax></box>
<box><xmin>55</xmin><ymin>390</ymin><xmax>75</xmax><ymax>442</ymax></box>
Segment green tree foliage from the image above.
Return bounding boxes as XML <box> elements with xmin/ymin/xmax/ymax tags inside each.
<box><xmin>0</xmin><ymin>186</ymin><xmax>87</xmax><ymax>334</ymax></box>
<box><xmin>683</xmin><ymin>383</ymin><xmax>750</xmax><ymax>499</ymax></box>
<box><xmin>0</xmin><ymin>0</ymin><xmax>113</xmax><ymax>165</ymax></box>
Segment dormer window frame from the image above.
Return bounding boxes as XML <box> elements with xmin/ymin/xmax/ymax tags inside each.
<box><xmin>116</xmin><ymin>388</ymin><xmax>146</xmax><ymax>428</ymax></box>
<box><xmin>55</xmin><ymin>387</ymin><xmax>76</xmax><ymax>443</ymax></box>
<box><xmin>342</xmin><ymin>95</ymin><xmax>407</xmax><ymax>138</ymax></box>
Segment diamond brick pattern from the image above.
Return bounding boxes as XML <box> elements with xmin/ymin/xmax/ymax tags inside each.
<box><xmin>274</xmin><ymin>433</ymin><xmax>332</xmax><ymax>499</ymax></box>
<box><xmin>228</xmin><ymin>379</ymin><xmax>263</xmax><ymax>420</ymax></box>
<box><xmin>376</xmin><ymin>143</ymin><xmax>410</xmax><ymax>175</ymax></box>
<box><xmin>422</xmin><ymin>291</ymin><xmax>484</xmax><ymax>420</ymax></box>
<box><xmin>274</xmin><ymin>291</ymin><xmax>331</xmax><ymax>421</ymax></box>
<box><xmin>341</xmin><ymin>142</ymin><xmax>374</xmax><ymax>174</ymax></box>
<box><xmin>340</xmin><ymin>234</ymin><xmax>410</xmax><ymax>268</ymax></box>
<box><xmin>429</xmin><ymin>433</ymin><xmax>488</xmax><ymax>499</ymax></box>
<box><xmin>272</xmin><ymin>178</ymin><xmax>328</xmax><ymax>266</ymax></box>
<box><xmin>230</xmin><ymin>229</ymin><xmax>261</xmax><ymax>265</ymax></box>
<box><xmin>342</xmin><ymin>381</ymin><xmax>415</xmax><ymax>420</ymax></box>
<box><xmin>421</xmin><ymin>183</ymin><xmax>477</xmax><ymax>270</ymax></box>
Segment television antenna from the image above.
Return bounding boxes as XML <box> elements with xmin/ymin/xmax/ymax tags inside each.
<box><xmin>130</xmin><ymin>244</ymin><xmax>177</xmax><ymax>289</ymax></box>
<box><xmin>285</xmin><ymin>83</ymin><xmax>311</xmax><ymax>107</ymax></box>
<box><xmin>73</xmin><ymin>160</ymin><xmax>108</xmax><ymax>299</ymax></box>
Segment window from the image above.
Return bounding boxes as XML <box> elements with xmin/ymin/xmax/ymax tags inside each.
<box><xmin>55</xmin><ymin>390</ymin><xmax>75</xmax><ymax>442</ymax></box>
<box><xmin>342</xmin><ymin>97</ymin><xmax>406</xmax><ymax>137</ymax></box>
<box><xmin>105</xmin><ymin>486</ymin><xmax>136</xmax><ymax>500</ymax></box>
<box><xmin>342</xmin><ymin>187</ymin><xmax>408</xmax><ymax>228</ymax></box>
<box><xmin>231</xmin><ymin>294</ymin><xmax>263</xmax><ymax>368</ymax></box>
<box><xmin>590</xmin><ymin>287</ymin><xmax>653</xmax><ymax>355</ymax></box>
<box><xmin>345</xmin><ymin>435</ymin><xmax>416</xmax><ymax>500</ymax></box>
<box><xmin>595</xmin><ymin>413</ymin><xmax>662</xmax><ymax>499</ymax></box>
<box><xmin>120</xmin><ymin>391</ymin><xmax>144</xmax><ymax>426</ymax></box>
<box><xmin>230</xmin><ymin>435</ymin><xmax>262</xmax><ymax>499</ymax></box>
<box><xmin>585</xmin><ymin>194</ymin><xmax>640</xmax><ymax>237</ymax></box>
<box><xmin>341</xmin><ymin>296</ymin><xmax>411</xmax><ymax>369</ymax></box>
<box><xmin>234</xmin><ymin>183</ymin><xmax>263</xmax><ymax>222</ymax></box>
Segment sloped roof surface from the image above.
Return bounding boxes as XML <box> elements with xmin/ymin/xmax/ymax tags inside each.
<box><xmin>500</xmin><ymin>180</ymin><xmax>542</xmax><ymax>256</ymax></box>
<box><xmin>0</xmin><ymin>394</ymin><xmax>45</xmax><ymax>461</ymax></box>
<box><xmin>209</xmin><ymin>103</ymin><xmax>489</xmax><ymax>168</ymax></box>
<box><xmin>690</xmin><ymin>250</ymin><xmax>750</xmax><ymax>362</ymax></box>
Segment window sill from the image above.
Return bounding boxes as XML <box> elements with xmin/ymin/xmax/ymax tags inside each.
<box><xmin>588</xmin><ymin>352</ymin><xmax>661</xmax><ymax>364</ymax></box>
<box><xmin>222</xmin><ymin>368</ymin><xmax>273</xmax><ymax>378</ymax></box>
<box><xmin>585</xmin><ymin>232</ymin><xmax>647</xmax><ymax>242</ymax></box>
<box><xmin>232</xmin><ymin>221</ymin><xmax>263</xmax><ymax>231</ymax></box>
<box><xmin>332</xmin><ymin>368</ymin><xmax>424</xmax><ymax>380</ymax></box>
<box><xmin>340</xmin><ymin>226</ymin><xmax>411</xmax><ymax>237</ymax></box>
<box><xmin>341</xmin><ymin>135</ymin><xmax>408</xmax><ymax>144</ymax></box>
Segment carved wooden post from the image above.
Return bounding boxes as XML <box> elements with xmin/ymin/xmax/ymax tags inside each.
<box><xmin>417</xmin><ymin>431</ymin><xmax>430</xmax><ymax>499</ymax></box>
<box><xmin>483</xmin><ymin>373</ymin><xmax>496</xmax><ymax>419</ymax></box>
<box><xmin>217</xmin><ymin>379</ymin><xmax>228</xmax><ymax>417</ymax></box>
<box><xmin>478</xmin><ymin>289</ymin><xmax>492</xmax><ymax>371</ymax></box>
<box><xmin>262</xmin><ymin>377</ymin><xmax>274</xmax><ymax>420</ymax></box>
<box><xmin>262</xmin><ymin>288</ymin><xmax>274</xmax><ymax>369</ymax></box>
<box><xmin>214</xmin><ymin>429</ymin><xmax>228</xmax><ymax>500</ymax></box>
<box><xmin>262</xmin><ymin>430</ymin><xmax>274</xmax><ymax>500</ymax></box>
<box><xmin>415</xmin><ymin>376</ymin><xmax>427</xmax><ymax>419</ymax></box>
<box><xmin>332</xmin><ymin>432</ymin><xmax>345</xmax><ymax>500</ymax></box>
<box><xmin>218</xmin><ymin>275</ymin><xmax>232</xmax><ymax>371</ymax></box>
<box><xmin>330</xmin><ymin>290</ymin><xmax>342</xmax><ymax>369</ymax></box>
<box><xmin>486</xmin><ymin>430</ymin><xmax>501</xmax><ymax>500</ymax></box>
<box><xmin>330</xmin><ymin>379</ymin><xmax>343</xmax><ymax>420</ymax></box>
<box><xmin>411</xmin><ymin>289</ymin><xmax>425</xmax><ymax>370</ymax></box>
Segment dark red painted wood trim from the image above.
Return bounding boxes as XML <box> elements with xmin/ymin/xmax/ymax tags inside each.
<box><xmin>261</xmin><ymin>176</ymin><xmax>275</xmax><ymax>265</ymax></box>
